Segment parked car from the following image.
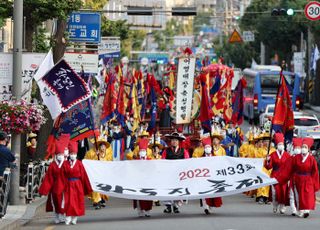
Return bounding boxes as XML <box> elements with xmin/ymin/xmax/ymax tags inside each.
<box><xmin>294</xmin><ymin>113</ymin><xmax>320</xmax><ymax>137</ymax></box>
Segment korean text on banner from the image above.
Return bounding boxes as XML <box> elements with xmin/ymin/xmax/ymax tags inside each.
<box><xmin>175</xmin><ymin>57</ymin><xmax>196</xmax><ymax>124</ymax></box>
<box><xmin>83</xmin><ymin>157</ymin><xmax>277</xmax><ymax>201</ymax></box>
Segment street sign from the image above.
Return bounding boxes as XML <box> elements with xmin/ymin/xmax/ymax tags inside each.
<box><xmin>229</xmin><ymin>29</ymin><xmax>243</xmax><ymax>43</ymax></box>
<box><xmin>293</xmin><ymin>52</ymin><xmax>306</xmax><ymax>77</ymax></box>
<box><xmin>242</xmin><ymin>31</ymin><xmax>255</xmax><ymax>42</ymax></box>
<box><xmin>173</xmin><ymin>36</ymin><xmax>194</xmax><ymax>47</ymax></box>
<box><xmin>99</xmin><ymin>38</ymin><xmax>121</xmax><ymax>58</ymax></box>
<box><xmin>64</xmin><ymin>52</ymin><xmax>99</xmax><ymax>75</ymax></box>
<box><xmin>67</xmin><ymin>12</ymin><xmax>101</xmax><ymax>43</ymax></box>
<box><xmin>304</xmin><ymin>1</ymin><xmax>320</xmax><ymax>21</ymax></box>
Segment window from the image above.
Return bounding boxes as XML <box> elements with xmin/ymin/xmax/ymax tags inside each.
<box><xmin>294</xmin><ymin>118</ymin><xmax>319</xmax><ymax>126</ymax></box>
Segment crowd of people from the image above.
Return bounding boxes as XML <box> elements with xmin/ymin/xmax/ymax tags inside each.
<box><xmin>25</xmin><ymin>113</ymin><xmax>317</xmax><ymax>225</ymax></box>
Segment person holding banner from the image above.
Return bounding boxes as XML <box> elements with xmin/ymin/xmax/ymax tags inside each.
<box><xmin>265</xmin><ymin>133</ymin><xmax>290</xmax><ymax>214</ymax></box>
<box><xmin>276</xmin><ymin>137</ymin><xmax>319</xmax><ymax>218</ymax></box>
<box><xmin>85</xmin><ymin>136</ymin><xmax>112</xmax><ymax>210</ymax></box>
<box><xmin>127</xmin><ymin>131</ymin><xmax>152</xmax><ymax>160</ymax></box>
<box><xmin>132</xmin><ymin>139</ymin><xmax>154</xmax><ymax>217</ymax></box>
<box><xmin>39</xmin><ymin>135</ymin><xmax>69</xmax><ymax>224</ymax></box>
<box><xmin>162</xmin><ymin>132</ymin><xmax>189</xmax><ymax>214</ymax></box>
<box><xmin>63</xmin><ymin>140</ymin><xmax>93</xmax><ymax>225</ymax></box>
<box><xmin>193</xmin><ymin>136</ymin><xmax>223</xmax><ymax>214</ymax></box>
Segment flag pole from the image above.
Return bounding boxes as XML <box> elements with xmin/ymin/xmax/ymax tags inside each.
<box><xmin>266</xmin><ymin>61</ymin><xmax>285</xmax><ymax>156</ymax></box>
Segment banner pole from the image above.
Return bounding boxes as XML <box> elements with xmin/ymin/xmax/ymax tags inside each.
<box><xmin>267</xmin><ymin>61</ymin><xmax>285</xmax><ymax>157</ymax></box>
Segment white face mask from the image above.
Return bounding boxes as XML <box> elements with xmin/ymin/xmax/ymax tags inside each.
<box><xmin>204</xmin><ymin>147</ymin><xmax>212</xmax><ymax>154</ymax></box>
<box><xmin>294</xmin><ymin>148</ymin><xmax>301</xmax><ymax>155</ymax></box>
<box><xmin>70</xmin><ymin>154</ymin><xmax>77</xmax><ymax>161</ymax></box>
<box><xmin>56</xmin><ymin>155</ymin><xmax>64</xmax><ymax>162</ymax></box>
<box><xmin>139</xmin><ymin>150</ymin><xmax>147</xmax><ymax>158</ymax></box>
<box><xmin>301</xmin><ymin>147</ymin><xmax>308</xmax><ymax>155</ymax></box>
<box><xmin>277</xmin><ymin>144</ymin><xmax>284</xmax><ymax>152</ymax></box>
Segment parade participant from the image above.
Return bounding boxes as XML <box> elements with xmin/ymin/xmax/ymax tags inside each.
<box><xmin>255</xmin><ymin>132</ymin><xmax>272</xmax><ymax>204</ymax></box>
<box><xmin>63</xmin><ymin>140</ymin><xmax>93</xmax><ymax>225</ymax></box>
<box><xmin>132</xmin><ymin>139</ymin><xmax>154</xmax><ymax>217</ymax></box>
<box><xmin>276</xmin><ymin>138</ymin><xmax>319</xmax><ymax>218</ymax></box>
<box><xmin>288</xmin><ymin>137</ymin><xmax>303</xmax><ymax>216</ymax></box>
<box><xmin>109</xmin><ymin>120</ymin><xmax>125</xmax><ymax>161</ymax></box>
<box><xmin>225</xmin><ymin>121</ymin><xmax>241</xmax><ymax>157</ymax></box>
<box><xmin>26</xmin><ymin>132</ymin><xmax>37</xmax><ymax>161</ymax></box>
<box><xmin>39</xmin><ymin>134</ymin><xmax>69</xmax><ymax>224</ymax></box>
<box><xmin>148</xmin><ymin>141</ymin><xmax>164</xmax><ymax>160</ymax></box>
<box><xmin>127</xmin><ymin>131</ymin><xmax>152</xmax><ymax>160</ymax></box>
<box><xmin>238</xmin><ymin>130</ymin><xmax>255</xmax><ymax>158</ymax></box>
<box><xmin>265</xmin><ymin>133</ymin><xmax>290</xmax><ymax>214</ymax></box>
<box><xmin>191</xmin><ymin>136</ymin><xmax>204</xmax><ymax>158</ymax></box>
<box><xmin>85</xmin><ymin>136</ymin><xmax>112</xmax><ymax>209</ymax></box>
<box><xmin>212</xmin><ymin>129</ymin><xmax>227</xmax><ymax>156</ymax></box>
<box><xmin>193</xmin><ymin>136</ymin><xmax>223</xmax><ymax>214</ymax></box>
<box><xmin>162</xmin><ymin>132</ymin><xmax>189</xmax><ymax>214</ymax></box>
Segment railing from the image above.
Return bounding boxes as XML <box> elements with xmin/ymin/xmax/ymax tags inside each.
<box><xmin>0</xmin><ymin>168</ymin><xmax>11</xmax><ymax>218</ymax></box>
<box><xmin>25</xmin><ymin>160</ymin><xmax>49</xmax><ymax>204</ymax></box>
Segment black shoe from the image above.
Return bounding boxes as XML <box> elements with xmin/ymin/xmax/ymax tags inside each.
<box><xmin>291</xmin><ymin>213</ymin><xmax>296</xmax><ymax>216</ymax></box>
<box><xmin>163</xmin><ymin>205</ymin><xmax>172</xmax><ymax>213</ymax></box>
<box><xmin>204</xmin><ymin>209</ymin><xmax>210</xmax><ymax>215</ymax></box>
<box><xmin>303</xmin><ymin>213</ymin><xmax>309</xmax><ymax>218</ymax></box>
<box><xmin>155</xmin><ymin>201</ymin><xmax>160</xmax><ymax>206</ymax></box>
<box><xmin>145</xmin><ymin>214</ymin><xmax>151</xmax><ymax>217</ymax></box>
<box><xmin>94</xmin><ymin>203</ymin><xmax>101</xmax><ymax>210</ymax></box>
<box><xmin>99</xmin><ymin>201</ymin><xmax>106</xmax><ymax>207</ymax></box>
<box><xmin>173</xmin><ymin>206</ymin><xmax>180</xmax><ymax>213</ymax></box>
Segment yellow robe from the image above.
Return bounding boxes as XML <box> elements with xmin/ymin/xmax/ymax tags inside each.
<box><xmin>238</xmin><ymin>143</ymin><xmax>255</xmax><ymax>158</ymax></box>
<box><xmin>126</xmin><ymin>146</ymin><xmax>153</xmax><ymax>160</ymax></box>
<box><xmin>255</xmin><ymin>147</ymin><xmax>272</xmax><ymax>198</ymax></box>
<box><xmin>213</xmin><ymin>145</ymin><xmax>226</xmax><ymax>156</ymax></box>
<box><xmin>85</xmin><ymin>147</ymin><xmax>113</xmax><ymax>203</ymax></box>
<box><xmin>192</xmin><ymin>146</ymin><xmax>204</xmax><ymax>158</ymax></box>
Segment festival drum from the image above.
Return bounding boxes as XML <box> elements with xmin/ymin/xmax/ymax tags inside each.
<box><xmin>170</xmin><ymin>90</ymin><xmax>201</xmax><ymax>122</ymax></box>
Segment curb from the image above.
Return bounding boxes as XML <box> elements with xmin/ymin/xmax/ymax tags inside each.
<box><xmin>0</xmin><ymin>197</ymin><xmax>46</xmax><ymax>230</ymax></box>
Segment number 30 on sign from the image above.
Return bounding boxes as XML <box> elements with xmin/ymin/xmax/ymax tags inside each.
<box><xmin>305</xmin><ymin>1</ymin><xmax>320</xmax><ymax>21</ymax></box>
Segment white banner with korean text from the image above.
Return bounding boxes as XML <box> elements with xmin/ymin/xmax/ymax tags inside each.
<box><xmin>175</xmin><ymin>57</ymin><xmax>196</xmax><ymax>124</ymax></box>
<box><xmin>83</xmin><ymin>157</ymin><xmax>277</xmax><ymax>201</ymax></box>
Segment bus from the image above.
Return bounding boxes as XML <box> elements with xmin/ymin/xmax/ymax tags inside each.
<box><xmin>242</xmin><ymin>65</ymin><xmax>302</xmax><ymax>124</ymax></box>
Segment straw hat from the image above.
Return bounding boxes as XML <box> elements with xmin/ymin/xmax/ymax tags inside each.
<box><xmin>28</xmin><ymin>132</ymin><xmax>37</xmax><ymax>139</ymax></box>
<box><xmin>96</xmin><ymin>136</ymin><xmax>110</xmax><ymax>148</ymax></box>
<box><xmin>138</xmin><ymin>130</ymin><xmax>150</xmax><ymax>138</ymax></box>
<box><xmin>148</xmin><ymin>142</ymin><xmax>164</xmax><ymax>150</ymax></box>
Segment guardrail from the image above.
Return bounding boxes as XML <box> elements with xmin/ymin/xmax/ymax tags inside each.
<box><xmin>0</xmin><ymin>168</ymin><xmax>11</xmax><ymax>218</ymax></box>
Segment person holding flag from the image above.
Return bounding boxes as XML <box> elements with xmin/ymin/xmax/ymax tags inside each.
<box><xmin>63</xmin><ymin>140</ymin><xmax>93</xmax><ymax>225</ymax></box>
<box><xmin>39</xmin><ymin>134</ymin><xmax>70</xmax><ymax>224</ymax></box>
<box><xmin>265</xmin><ymin>133</ymin><xmax>290</xmax><ymax>214</ymax></box>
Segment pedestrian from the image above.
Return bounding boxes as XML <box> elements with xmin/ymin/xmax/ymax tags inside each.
<box><xmin>85</xmin><ymin>136</ymin><xmax>112</xmax><ymax>209</ymax></box>
<box><xmin>26</xmin><ymin>132</ymin><xmax>37</xmax><ymax>161</ymax></box>
<box><xmin>265</xmin><ymin>133</ymin><xmax>290</xmax><ymax>214</ymax></box>
<box><xmin>162</xmin><ymin>132</ymin><xmax>189</xmax><ymax>214</ymax></box>
<box><xmin>0</xmin><ymin>131</ymin><xmax>15</xmax><ymax>177</ymax></box>
<box><xmin>193</xmin><ymin>136</ymin><xmax>223</xmax><ymax>215</ymax></box>
<box><xmin>132</xmin><ymin>139</ymin><xmax>154</xmax><ymax>217</ymax></box>
<box><xmin>63</xmin><ymin>140</ymin><xmax>93</xmax><ymax>225</ymax></box>
<box><xmin>276</xmin><ymin>137</ymin><xmax>319</xmax><ymax>218</ymax></box>
<box><xmin>39</xmin><ymin>134</ymin><xmax>69</xmax><ymax>224</ymax></box>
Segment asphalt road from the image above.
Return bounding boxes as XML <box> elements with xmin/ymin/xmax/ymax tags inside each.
<box><xmin>22</xmin><ymin>194</ymin><xmax>320</xmax><ymax>230</ymax></box>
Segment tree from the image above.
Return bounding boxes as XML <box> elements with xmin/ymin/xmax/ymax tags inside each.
<box><xmin>0</xmin><ymin>1</ymin><xmax>11</xmax><ymax>28</ymax></box>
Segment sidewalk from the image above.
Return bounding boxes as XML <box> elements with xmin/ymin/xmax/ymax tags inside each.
<box><xmin>0</xmin><ymin>197</ymin><xmax>46</xmax><ymax>230</ymax></box>
<box><xmin>304</xmin><ymin>103</ymin><xmax>320</xmax><ymax>114</ymax></box>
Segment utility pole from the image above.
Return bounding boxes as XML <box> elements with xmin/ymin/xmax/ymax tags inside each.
<box><xmin>9</xmin><ymin>0</ymin><xmax>23</xmax><ymax>205</ymax></box>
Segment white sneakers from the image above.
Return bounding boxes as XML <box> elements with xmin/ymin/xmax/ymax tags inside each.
<box><xmin>65</xmin><ymin>216</ymin><xmax>78</xmax><ymax>225</ymax></box>
<box><xmin>279</xmin><ymin>205</ymin><xmax>286</xmax><ymax>214</ymax></box>
<box><xmin>54</xmin><ymin>213</ymin><xmax>65</xmax><ymax>224</ymax></box>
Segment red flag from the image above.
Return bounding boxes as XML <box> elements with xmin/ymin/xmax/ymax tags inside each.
<box><xmin>272</xmin><ymin>74</ymin><xmax>294</xmax><ymax>139</ymax></box>
<box><xmin>198</xmin><ymin>73</ymin><xmax>213</xmax><ymax>133</ymax></box>
<box><xmin>101</xmin><ymin>72</ymin><xmax>116</xmax><ymax>124</ymax></box>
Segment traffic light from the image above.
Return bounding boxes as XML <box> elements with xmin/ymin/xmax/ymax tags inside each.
<box><xmin>271</xmin><ymin>8</ymin><xmax>295</xmax><ymax>16</ymax></box>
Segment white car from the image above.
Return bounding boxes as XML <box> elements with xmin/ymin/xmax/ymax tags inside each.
<box><xmin>294</xmin><ymin>113</ymin><xmax>320</xmax><ymax>137</ymax></box>
<box><xmin>259</xmin><ymin>104</ymin><xmax>274</xmax><ymax>126</ymax></box>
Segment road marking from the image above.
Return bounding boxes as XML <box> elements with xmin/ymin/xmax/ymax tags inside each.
<box><xmin>44</xmin><ymin>225</ymin><xmax>55</xmax><ymax>230</ymax></box>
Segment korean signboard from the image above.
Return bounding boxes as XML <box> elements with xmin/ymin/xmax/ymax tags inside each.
<box><xmin>64</xmin><ymin>52</ymin><xmax>99</xmax><ymax>75</ymax></box>
<box><xmin>99</xmin><ymin>38</ymin><xmax>121</xmax><ymax>58</ymax></box>
<box><xmin>175</xmin><ymin>57</ymin><xmax>196</xmax><ymax>124</ymax></box>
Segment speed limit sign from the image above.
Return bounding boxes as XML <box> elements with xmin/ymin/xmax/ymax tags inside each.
<box><xmin>305</xmin><ymin>1</ymin><xmax>320</xmax><ymax>21</ymax></box>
